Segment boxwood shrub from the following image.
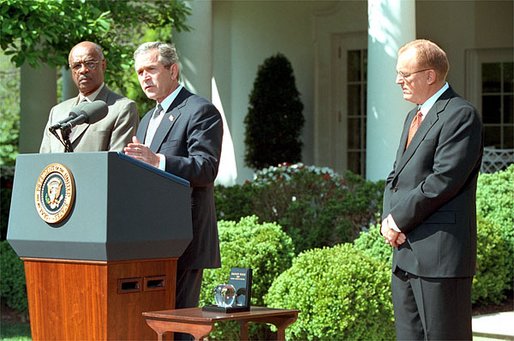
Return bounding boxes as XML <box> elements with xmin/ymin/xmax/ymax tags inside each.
<box><xmin>265</xmin><ymin>243</ymin><xmax>395</xmax><ymax>340</ymax></box>
<box><xmin>473</xmin><ymin>215</ymin><xmax>511</xmax><ymax>304</ymax></box>
<box><xmin>476</xmin><ymin>165</ymin><xmax>514</xmax><ymax>287</ymax></box>
<box><xmin>199</xmin><ymin>216</ymin><xmax>295</xmax><ymax>340</ymax></box>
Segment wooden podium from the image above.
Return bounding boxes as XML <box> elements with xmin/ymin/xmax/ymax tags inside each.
<box><xmin>7</xmin><ymin>152</ymin><xmax>193</xmax><ymax>340</ymax></box>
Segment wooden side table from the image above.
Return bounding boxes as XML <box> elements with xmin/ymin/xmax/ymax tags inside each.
<box><xmin>142</xmin><ymin>306</ymin><xmax>299</xmax><ymax>340</ymax></box>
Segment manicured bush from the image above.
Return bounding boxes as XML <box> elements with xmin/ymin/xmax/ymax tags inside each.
<box><xmin>353</xmin><ymin>223</ymin><xmax>392</xmax><ymax>264</ymax></box>
<box><xmin>476</xmin><ymin>165</ymin><xmax>514</xmax><ymax>286</ymax></box>
<box><xmin>214</xmin><ymin>183</ymin><xmax>255</xmax><ymax>222</ymax></box>
<box><xmin>0</xmin><ymin>241</ymin><xmax>27</xmax><ymax>313</ymax></box>
<box><xmin>472</xmin><ymin>215</ymin><xmax>511</xmax><ymax>304</ymax></box>
<box><xmin>199</xmin><ymin>216</ymin><xmax>295</xmax><ymax>340</ymax></box>
<box><xmin>216</xmin><ymin>163</ymin><xmax>384</xmax><ymax>254</ymax></box>
<box><xmin>265</xmin><ymin>243</ymin><xmax>395</xmax><ymax>340</ymax></box>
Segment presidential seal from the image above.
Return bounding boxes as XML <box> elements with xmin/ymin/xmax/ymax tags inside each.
<box><xmin>35</xmin><ymin>163</ymin><xmax>75</xmax><ymax>224</ymax></box>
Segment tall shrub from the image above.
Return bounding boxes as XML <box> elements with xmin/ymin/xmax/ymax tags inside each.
<box><xmin>244</xmin><ymin>53</ymin><xmax>304</xmax><ymax>169</ymax></box>
<box><xmin>265</xmin><ymin>243</ymin><xmax>395</xmax><ymax>340</ymax></box>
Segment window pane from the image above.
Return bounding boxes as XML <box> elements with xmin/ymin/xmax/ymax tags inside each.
<box><xmin>347</xmin><ymin>50</ymin><xmax>361</xmax><ymax>82</ymax></box>
<box><xmin>482</xmin><ymin>95</ymin><xmax>502</xmax><ymax>123</ymax></box>
<box><xmin>484</xmin><ymin>126</ymin><xmax>501</xmax><ymax>147</ymax></box>
<box><xmin>504</xmin><ymin>62</ymin><xmax>514</xmax><ymax>93</ymax></box>
<box><xmin>348</xmin><ymin>118</ymin><xmax>360</xmax><ymax>149</ymax></box>
<box><xmin>363</xmin><ymin>50</ymin><xmax>368</xmax><ymax>80</ymax></box>
<box><xmin>347</xmin><ymin>84</ymin><xmax>361</xmax><ymax>116</ymax></box>
<box><xmin>504</xmin><ymin>95</ymin><xmax>513</xmax><ymax>124</ymax></box>
<box><xmin>362</xmin><ymin>117</ymin><xmax>367</xmax><ymax>148</ymax></box>
<box><xmin>504</xmin><ymin>126</ymin><xmax>513</xmax><ymax>148</ymax></box>
<box><xmin>482</xmin><ymin>63</ymin><xmax>501</xmax><ymax>92</ymax></box>
<box><xmin>348</xmin><ymin>151</ymin><xmax>360</xmax><ymax>174</ymax></box>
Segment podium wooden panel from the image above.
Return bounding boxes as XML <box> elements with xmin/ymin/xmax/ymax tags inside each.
<box><xmin>24</xmin><ymin>257</ymin><xmax>176</xmax><ymax>340</ymax></box>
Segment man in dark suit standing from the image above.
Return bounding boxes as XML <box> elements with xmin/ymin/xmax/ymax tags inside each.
<box><xmin>124</xmin><ymin>42</ymin><xmax>223</xmax><ymax>315</ymax></box>
<box><xmin>381</xmin><ymin>39</ymin><xmax>483</xmax><ymax>340</ymax></box>
<box><xmin>40</xmin><ymin>41</ymin><xmax>139</xmax><ymax>152</ymax></box>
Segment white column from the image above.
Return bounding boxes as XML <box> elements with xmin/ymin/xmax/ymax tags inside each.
<box><xmin>366</xmin><ymin>0</ymin><xmax>416</xmax><ymax>181</ymax></box>
<box><xmin>19</xmin><ymin>64</ymin><xmax>57</xmax><ymax>153</ymax></box>
<box><xmin>174</xmin><ymin>0</ymin><xmax>213</xmax><ymax>99</ymax></box>
<box><xmin>174</xmin><ymin>0</ymin><xmax>238</xmax><ymax>185</ymax></box>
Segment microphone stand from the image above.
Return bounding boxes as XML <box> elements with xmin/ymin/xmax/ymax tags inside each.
<box><xmin>49</xmin><ymin>126</ymin><xmax>74</xmax><ymax>153</ymax></box>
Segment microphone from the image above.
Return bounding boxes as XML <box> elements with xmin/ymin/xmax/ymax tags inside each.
<box><xmin>49</xmin><ymin>102</ymin><xmax>87</xmax><ymax>131</ymax></box>
<box><xmin>50</xmin><ymin>100</ymin><xmax>108</xmax><ymax>132</ymax></box>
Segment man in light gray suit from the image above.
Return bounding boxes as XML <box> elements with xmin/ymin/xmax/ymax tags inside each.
<box><xmin>123</xmin><ymin>42</ymin><xmax>223</xmax><ymax>324</ymax></box>
<box><xmin>381</xmin><ymin>39</ymin><xmax>483</xmax><ymax>340</ymax></box>
<box><xmin>40</xmin><ymin>41</ymin><xmax>139</xmax><ymax>152</ymax></box>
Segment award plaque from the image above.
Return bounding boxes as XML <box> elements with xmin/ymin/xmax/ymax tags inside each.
<box><xmin>202</xmin><ymin>267</ymin><xmax>252</xmax><ymax>313</ymax></box>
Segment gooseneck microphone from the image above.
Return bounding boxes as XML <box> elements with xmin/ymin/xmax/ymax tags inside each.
<box><xmin>49</xmin><ymin>100</ymin><xmax>108</xmax><ymax>132</ymax></box>
<box><xmin>48</xmin><ymin>100</ymin><xmax>109</xmax><ymax>152</ymax></box>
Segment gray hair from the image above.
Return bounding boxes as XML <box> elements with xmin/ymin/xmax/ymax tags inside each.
<box><xmin>133</xmin><ymin>42</ymin><xmax>179</xmax><ymax>68</ymax></box>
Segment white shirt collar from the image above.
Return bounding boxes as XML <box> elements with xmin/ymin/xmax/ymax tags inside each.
<box><xmin>418</xmin><ymin>82</ymin><xmax>449</xmax><ymax>118</ymax></box>
<box><xmin>79</xmin><ymin>83</ymin><xmax>105</xmax><ymax>103</ymax></box>
<box><xmin>157</xmin><ymin>84</ymin><xmax>183</xmax><ymax>113</ymax></box>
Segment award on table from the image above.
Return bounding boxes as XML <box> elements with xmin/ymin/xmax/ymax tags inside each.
<box><xmin>203</xmin><ymin>267</ymin><xmax>252</xmax><ymax>313</ymax></box>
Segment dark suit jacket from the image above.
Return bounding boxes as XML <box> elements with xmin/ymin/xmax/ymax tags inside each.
<box><xmin>136</xmin><ymin>87</ymin><xmax>223</xmax><ymax>270</ymax></box>
<box><xmin>40</xmin><ymin>85</ymin><xmax>139</xmax><ymax>152</ymax></box>
<box><xmin>382</xmin><ymin>86</ymin><xmax>483</xmax><ymax>278</ymax></box>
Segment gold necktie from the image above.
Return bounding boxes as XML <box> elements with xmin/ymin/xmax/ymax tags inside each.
<box><xmin>406</xmin><ymin>111</ymin><xmax>423</xmax><ymax>148</ymax></box>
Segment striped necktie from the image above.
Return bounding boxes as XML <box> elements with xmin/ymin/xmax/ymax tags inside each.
<box><xmin>145</xmin><ymin>104</ymin><xmax>164</xmax><ymax>145</ymax></box>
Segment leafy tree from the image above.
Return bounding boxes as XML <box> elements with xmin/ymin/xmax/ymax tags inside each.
<box><xmin>244</xmin><ymin>53</ymin><xmax>305</xmax><ymax>169</ymax></box>
<box><xmin>0</xmin><ymin>53</ymin><xmax>19</xmax><ymax>167</ymax></box>
<box><xmin>0</xmin><ymin>0</ymin><xmax>191</xmax><ymax>113</ymax></box>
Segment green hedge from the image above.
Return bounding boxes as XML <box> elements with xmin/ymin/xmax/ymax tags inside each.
<box><xmin>473</xmin><ymin>215</ymin><xmax>511</xmax><ymax>304</ymax></box>
<box><xmin>265</xmin><ymin>243</ymin><xmax>395</xmax><ymax>340</ymax></box>
<box><xmin>216</xmin><ymin>164</ymin><xmax>384</xmax><ymax>254</ymax></box>
<box><xmin>476</xmin><ymin>165</ymin><xmax>514</xmax><ymax>287</ymax></box>
<box><xmin>0</xmin><ymin>241</ymin><xmax>27</xmax><ymax>313</ymax></box>
<box><xmin>199</xmin><ymin>216</ymin><xmax>295</xmax><ymax>340</ymax></box>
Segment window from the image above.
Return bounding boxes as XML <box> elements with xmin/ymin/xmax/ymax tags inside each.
<box><xmin>346</xmin><ymin>49</ymin><xmax>368</xmax><ymax>176</ymax></box>
<box><xmin>482</xmin><ymin>61</ymin><xmax>514</xmax><ymax>148</ymax></box>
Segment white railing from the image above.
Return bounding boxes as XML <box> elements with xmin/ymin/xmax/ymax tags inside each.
<box><xmin>481</xmin><ymin>147</ymin><xmax>514</xmax><ymax>173</ymax></box>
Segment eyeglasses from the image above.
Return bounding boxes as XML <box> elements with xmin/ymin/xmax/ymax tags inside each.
<box><xmin>69</xmin><ymin>60</ymin><xmax>101</xmax><ymax>72</ymax></box>
<box><xmin>397</xmin><ymin>68</ymin><xmax>431</xmax><ymax>80</ymax></box>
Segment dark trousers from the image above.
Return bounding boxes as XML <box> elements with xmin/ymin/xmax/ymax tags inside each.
<box><xmin>173</xmin><ymin>268</ymin><xmax>204</xmax><ymax>341</ymax></box>
<box><xmin>392</xmin><ymin>269</ymin><xmax>472</xmax><ymax>340</ymax></box>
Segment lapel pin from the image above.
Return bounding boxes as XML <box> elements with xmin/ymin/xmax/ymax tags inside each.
<box><xmin>169</xmin><ymin>114</ymin><xmax>174</xmax><ymax>122</ymax></box>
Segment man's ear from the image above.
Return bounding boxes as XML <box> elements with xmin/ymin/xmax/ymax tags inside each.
<box><xmin>426</xmin><ymin>69</ymin><xmax>437</xmax><ymax>85</ymax></box>
<box><xmin>170</xmin><ymin>63</ymin><xmax>179</xmax><ymax>81</ymax></box>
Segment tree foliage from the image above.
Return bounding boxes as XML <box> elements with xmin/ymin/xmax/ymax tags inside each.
<box><xmin>0</xmin><ymin>0</ymin><xmax>191</xmax><ymax>111</ymax></box>
<box><xmin>244</xmin><ymin>53</ymin><xmax>305</xmax><ymax>170</ymax></box>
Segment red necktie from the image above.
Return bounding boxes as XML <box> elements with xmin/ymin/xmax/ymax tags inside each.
<box><xmin>406</xmin><ymin>111</ymin><xmax>423</xmax><ymax>148</ymax></box>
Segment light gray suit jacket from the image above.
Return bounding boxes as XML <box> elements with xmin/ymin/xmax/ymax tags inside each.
<box><xmin>40</xmin><ymin>86</ymin><xmax>139</xmax><ymax>153</ymax></box>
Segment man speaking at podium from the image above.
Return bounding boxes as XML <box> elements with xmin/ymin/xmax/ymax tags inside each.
<box><xmin>40</xmin><ymin>41</ymin><xmax>139</xmax><ymax>152</ymax></box>
<box><xmin>123</xmin><ymin>42</ymin><xmax>223</xmax><ymax>318</ymax></box>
